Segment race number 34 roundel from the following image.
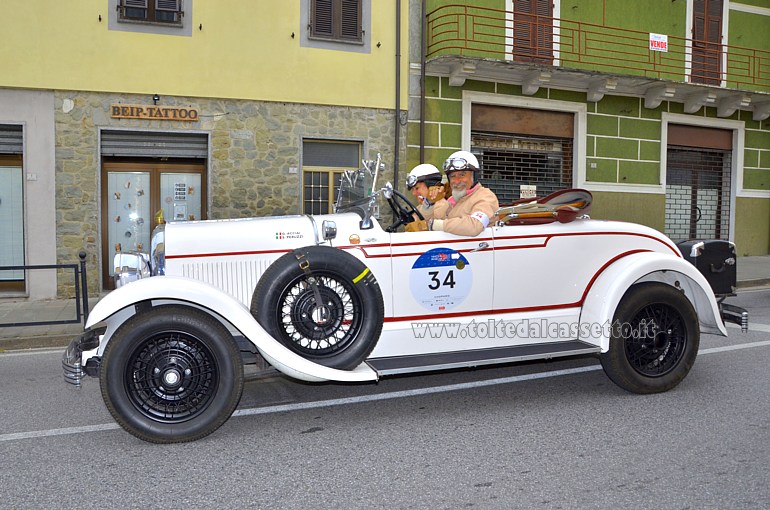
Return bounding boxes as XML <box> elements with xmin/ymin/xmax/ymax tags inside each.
<box><xmin>410</xmin><ymin>247</ymin><xmax>472</xmax><ymax>312</ymax></box>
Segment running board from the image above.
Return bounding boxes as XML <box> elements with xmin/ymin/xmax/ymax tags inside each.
<box><xmin>366</xmin><ymin>341</ymin><xmax>601</xmax><ymax>376</ymax></box>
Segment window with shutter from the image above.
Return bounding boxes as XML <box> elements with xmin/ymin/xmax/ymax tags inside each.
<box><xmin>691</xmin><ymin>0</ymin><xmax>723</xmax><ymax>85</ymax></box>
<box><xmin>512</xmin><ymin>0</ymin><xmax>553</xmax><ymax>64</ymax></box>
<box><xmin>118</xmin><ymin>0</ymin><xmax>183</xmax><ymax>25</ymax></box>
<box><xmin>310</xmin><ymin>0</ymin><xmax>362</xmax><ymax>43</ymax></box>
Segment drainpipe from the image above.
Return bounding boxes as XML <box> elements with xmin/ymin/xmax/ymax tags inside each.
<box><xmin>394</xmin><ymin>0</ymin><xmax>402</xmax><ymax>186</ymax></box>
<box><xmin>420</xmin><ymin>0</ymin><xmax>426</xmax><ymax>164</ymax></box>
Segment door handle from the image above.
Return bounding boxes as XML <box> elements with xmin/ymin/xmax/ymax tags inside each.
<box><xmin>471</xmin><ymin>241</ymin><xmax>490</xmax><ymax>253</ymax></box>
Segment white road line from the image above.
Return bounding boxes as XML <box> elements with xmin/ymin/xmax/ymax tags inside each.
<box><xmin>0</xmin><ymin>347</ymin><xmax>67</xmax><ymax>357</ymax></box>
<box><xmin>0</xmin><ymin>423</ymin><xmax>120</xmax><ymax>442</ymax></box>
<box><xmin>2</xmin><ymin>339</ymin><xmax>770</xmax><ymax>443</ymax></box>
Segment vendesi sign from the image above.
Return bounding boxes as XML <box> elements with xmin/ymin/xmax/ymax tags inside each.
<box><xmin>649</xmin><ymin>33</ymin><xmax>668</xmax><ymax>52</ymax></box>
<box><xmin>110</xmin><ymin>104</ymin><xmax>199</xmax><ymax>121</ymax></box>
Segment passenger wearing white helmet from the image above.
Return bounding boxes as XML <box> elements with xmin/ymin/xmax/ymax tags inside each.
<box><xmin>427</xmin><ymin>150</ymin><xmax>499</xmax><ymax>236</ymax></box>
<box><xmin>404</xmin><ymin>163</ymin><xmax>448</xmax><ymax>232</ymax></box>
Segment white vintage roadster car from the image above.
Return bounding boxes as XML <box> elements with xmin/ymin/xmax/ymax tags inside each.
<box><xmin>63</xmin><ymin>155</ymin><xmax>745</xmax><ymax>443</ymax></box>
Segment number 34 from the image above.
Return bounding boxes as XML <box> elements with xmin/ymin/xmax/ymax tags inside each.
<box><xmin>428</xmin><ymin>270</ymin><xmax>456</xmax><ymax>290</ymax></box>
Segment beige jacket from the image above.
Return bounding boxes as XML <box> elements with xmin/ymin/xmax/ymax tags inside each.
<box><xmin>428</xmin><ymin>184</ymin><xmax>499</xmax><ymax>236</ymax></box>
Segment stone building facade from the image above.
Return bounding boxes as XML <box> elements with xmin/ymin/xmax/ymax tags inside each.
<box><xmin>52</xmin><ymin>91</ymin><xmax>398</xmax><ymax>295</ymax></box>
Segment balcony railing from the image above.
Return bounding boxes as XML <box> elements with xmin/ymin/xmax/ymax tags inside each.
<box><xmin>427</xmin><ymin>4</ymin><xmax>770</xmax><ymax>93</ymax></box>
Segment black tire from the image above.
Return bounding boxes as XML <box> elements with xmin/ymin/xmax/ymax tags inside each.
<box><xmin>100</xmin><ymin>305</ymin><xmax>244</xmax><ymax>443</ymax></box>
<box><xmin>251</xmin><ymin>246</ymin><xmax>384</xmax><ymax>370</ymax></box>
<box><xmin>600</xmin><ymin>282</ymin><xmax>700</xmax><ymax>394</ymax></box>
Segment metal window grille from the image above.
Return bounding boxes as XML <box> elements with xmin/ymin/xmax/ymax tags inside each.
<box><xmin>472</xmin><ymin>132</ymin><xmax>573</xmax><ymax>204</ymax></box>
<box><xmin>665</xmin><ymin>146</ymin><xmax>731</xmax><ymax>241</ymax></box>
<box><xmin>303</xmin><ymin>171</ymin><xmax>344</xmax><ymax>214</ymax></box>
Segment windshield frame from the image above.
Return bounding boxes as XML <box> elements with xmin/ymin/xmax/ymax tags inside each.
<box><xmin>334</xmin><ymin>155</ymin><xmax>380</xmax><ymax>216</ymax></box>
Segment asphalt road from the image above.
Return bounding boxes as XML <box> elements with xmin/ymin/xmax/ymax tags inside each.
<box><xmin>1</xmin><ymin>288</ymin><xmax>769</xmax><ymax>509</ymax></box>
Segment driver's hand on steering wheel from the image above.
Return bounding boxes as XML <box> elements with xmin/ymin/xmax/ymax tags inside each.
<box><xmin>405</xmin><ymin>219</ymin><xmax>428</xmax><ymax>232</ymax></box>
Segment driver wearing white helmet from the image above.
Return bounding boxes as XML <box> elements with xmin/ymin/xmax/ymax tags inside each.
<box><xmin>404</xmin><ymin>163</ymin><xmax>448</xmax><ymax>232</ymax></box>
<box><xmin>427</xmin><ymin>150</ymin><xmax>499</xmax><ymax>237</ymax></box>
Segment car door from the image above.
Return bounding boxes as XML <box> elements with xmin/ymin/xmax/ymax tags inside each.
<box><xmin>490</xmin><ymin>222</ymin><xmax>591</xmax><ymax>344</ymax></box>
<box><xmin>376</xmin><ymin>229</ymin><xmax>494</xmax><ymax>358</ymax></box>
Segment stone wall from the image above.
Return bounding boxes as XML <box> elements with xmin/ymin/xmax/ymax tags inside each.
<box><xmin>54</xmin><ymin>91</ymin><xmax>400</xmax><ymax>296</ymax></box>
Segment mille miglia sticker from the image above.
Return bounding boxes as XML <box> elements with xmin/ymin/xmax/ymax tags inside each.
<box><xmin>275</xmin><ymin>231</ymin><xmax>304</xmax><ymax>240</ymax></box>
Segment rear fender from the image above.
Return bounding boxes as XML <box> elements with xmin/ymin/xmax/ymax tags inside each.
<box><xmin>579</xmin><ymin>252</ymin><xmax>727</xmax><ymax>352</ymax></box>
<box><xmin>86</xmin><ymin>277</ymin><xmax>378</xmax><ymax>383</ymax></box>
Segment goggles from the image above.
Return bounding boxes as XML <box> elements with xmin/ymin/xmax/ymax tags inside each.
<box><xmin>443</xmin><ymin>157</ymin><xmax>477</xmax><ymax>173</ymax></box>
<box><xmin>406</xmin><ymin>174</ymin><xmax>419</xmax><ymax>189</ymax></box>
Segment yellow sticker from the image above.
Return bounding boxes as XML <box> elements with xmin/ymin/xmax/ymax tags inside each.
<box><xmin>352</xmin><ymin>267</ymin><xmax>370</xmax><ymax>283</ymax></box>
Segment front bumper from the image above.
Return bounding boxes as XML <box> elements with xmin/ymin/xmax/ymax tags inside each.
<box><xmin>62</xmin><ymin>327</ymin><xmax>104</xmax><ymax>387</ymax></box>
<box><xmin>720</xmin><ymin>301</ymin><xmax>749</xmax><ymax>333</ymax></box>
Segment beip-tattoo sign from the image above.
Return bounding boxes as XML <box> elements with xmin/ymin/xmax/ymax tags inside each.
<box><xmin>110</xmin><ymin>104</ymin><xmax>199</xmax><ymax>121</ymax></box>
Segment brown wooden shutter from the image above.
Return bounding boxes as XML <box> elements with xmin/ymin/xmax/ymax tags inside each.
<box><xmin>513</xmin><ymin>0</ymin><xmax>553</xmax><ymax>63</ymax></box>
<box><xmin>340</xmin><ymin>0</ymin><xmax>361</xmax><ymax>41</ymax></box>
<box><xmin>312</xmin><ymin>0</ymin><xmax>334</xmax><ymax>38</ymax></box>
<box><xmin>311</xmin><ymin>0</ymin><xmax>361</xmax><ymax>42</ymax></box>
<box><xmin>156</xmin><ymin>0</ymin><xmax>180</xmax><ymax>15</ymax></box>
<box><xmin>692</xmin><ymin>0</ymin><xmax>723</xmax><ymax>84</ymax></box>
<box><xmin>125</xmin><ymin>0</ymin><xmax>148</xmax><ymax>9</ymax></box>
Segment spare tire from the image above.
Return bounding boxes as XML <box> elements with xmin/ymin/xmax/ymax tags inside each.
<box><xmin>250</xmin><ymin>246</ymin><xmax>384</xmax><ymax>370</ymax></box>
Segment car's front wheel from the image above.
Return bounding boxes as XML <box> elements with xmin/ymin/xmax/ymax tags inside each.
<box><xmin>100</xmin><ymin>305</ymin><xmax>244</xmax><ymax>443</ymax></box>
<box><xmin>600</xmin><ymin>282</ymin><xmax>700</xmax><ymax>394</ymax></box>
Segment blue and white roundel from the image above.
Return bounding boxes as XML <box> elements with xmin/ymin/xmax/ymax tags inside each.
<box><xmin>410</xmin><ymin>247</ymin><xmax>472</xmax><ymax>312</ymax></box>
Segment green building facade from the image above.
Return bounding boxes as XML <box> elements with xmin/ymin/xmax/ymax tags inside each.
<box><xmin>407</xmin><ymin>0</ymin><xmax>770</xmax><ymax>255</ymax></box>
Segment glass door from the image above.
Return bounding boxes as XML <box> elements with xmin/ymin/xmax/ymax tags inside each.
<box><xmin>0</xmin><ymin>156</ymin><xmax>25</xmax><ymax>292</ymax></box>
<box><xmin>106</xmin><ymin>171</ymin><xmax>152</xmax><ymax>282</ymax></box>
<box><xmin>102</xmin><ymin>160</ymin><xmax>206</xmax><ymax>289</ymax></box>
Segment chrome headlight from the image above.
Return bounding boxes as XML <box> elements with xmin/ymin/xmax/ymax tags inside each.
<box><xmin>114</xmin><ymin>252</ymin><xmax>151</xmax><ymax>288</ymax></box>
<box><xmin>150</xmin><ymin>225</ymin><xmax>166</xmax><ymax>276</ymax></box>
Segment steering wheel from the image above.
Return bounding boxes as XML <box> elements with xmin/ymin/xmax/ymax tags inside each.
<box><xmin>385</xmin><ymin>189</ymin><xmax>424</xmax><ymax>232</ymax></box>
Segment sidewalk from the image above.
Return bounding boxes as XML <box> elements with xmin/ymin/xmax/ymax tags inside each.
<box><xmin>1</xmin><ymin>256</ymin><xmax>768</xmax><ymax>351</ymax></box>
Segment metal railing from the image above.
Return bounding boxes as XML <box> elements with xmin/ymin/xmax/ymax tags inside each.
<box><xmin>427</xmin><ymin>4</ymin><xmax>770</xmax><ymax>92</ymax></box>
<box><xmin>0</xmin><ymin>252</ymin><xmax>90</xmax><ymax>328</ymax></box>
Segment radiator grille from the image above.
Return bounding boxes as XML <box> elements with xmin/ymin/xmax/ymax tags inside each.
<box><xmin>180</xmin><ymin>258</ymin><xmax>276</xmax><ymax>307</ymax></box>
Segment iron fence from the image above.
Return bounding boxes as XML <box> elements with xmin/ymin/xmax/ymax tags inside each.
<box><xmin>0</xmin><ymin>252</ymin><xmax>90</xmax><ymax>327</ymax></box>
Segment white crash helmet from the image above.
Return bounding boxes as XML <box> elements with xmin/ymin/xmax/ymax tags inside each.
<box><xmin>443</xmin><ymin>150</ymin><xmax>480</xmax><ymax>185</ymax></box>
<box><xmin>406</xmin><ymin>163</ymin><xmax>442</xmax><ymax>190</ymax></box>
<box><xmin>443</xmin><ymin>150</ymin><xmax>479</xmax><ymax>173</ymax></box>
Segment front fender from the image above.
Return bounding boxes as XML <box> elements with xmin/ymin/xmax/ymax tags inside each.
<box><xmin>86</xmin><ymin>277</ymin><xmax>378</xmax><ymax>383</ymax></box>
<box><xmin>579</xmin><ymin>252</ymin><xmax>727</xmax><ymax>352</ymax></box>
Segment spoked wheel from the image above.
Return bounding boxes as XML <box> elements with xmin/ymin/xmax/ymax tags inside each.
<box><xmin>623</xmin><ymin>302</ymin><xmax>688</xmax><ymax>377</ymax></box>
<box><xmin>279</xmin><ymin>275</ymin><xmax>362</xmax><ymax>356</ymax></box>
<box><xmin>600</xmin><ymin>282</ymin><xmax>699</xmax><ymax>394</ymax></box>
<box><xmin>100</xmin><ymin>305</ymin><xmax>243</xmax><ymax>443</ymax></box>
<box><xmin>386</xmin><ymin>189</ymin><xmax>423</xmax><ymax>232</ymax></box>
<box><xmin>252</xmin><ymin>246</ymin><xmax>384</xmax><ymax>369</ymax></box>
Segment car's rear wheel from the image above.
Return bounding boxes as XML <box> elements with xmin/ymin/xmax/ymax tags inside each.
<box><xmin>600</xmin><ymin>282</ymin><xmax>699</xmax><ymax>394</ymax></box>
<box><xmin>251</xmin><ymin>246</ymin><xmax>384</xmax><ymax>370</ymax></box>
<box><xmin>100</xmin><ymin>305</ymin><xmax>244</xmax><ymax>443</ymax></box>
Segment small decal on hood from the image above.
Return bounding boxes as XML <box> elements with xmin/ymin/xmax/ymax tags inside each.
<box><xmin>275</xmin><ymin>231</ymin><xmax>304</xmax><ymax>240</ymax></box>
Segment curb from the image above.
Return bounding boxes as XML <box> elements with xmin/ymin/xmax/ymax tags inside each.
<box><xmin>0</xmin><ymin>333</ymin><xmax>75</xmax><ymax>352</ymax></box>
<box><xmin>736</xmin><ymin>279</ymin><xmax>770</xmax><ymax>290</ymax></box>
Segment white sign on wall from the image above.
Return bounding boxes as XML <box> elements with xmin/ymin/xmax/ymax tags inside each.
<box><xmin>649</xmin><ymin>33</ymin><xmax>669</xmax><ymax>52</ymax></box>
